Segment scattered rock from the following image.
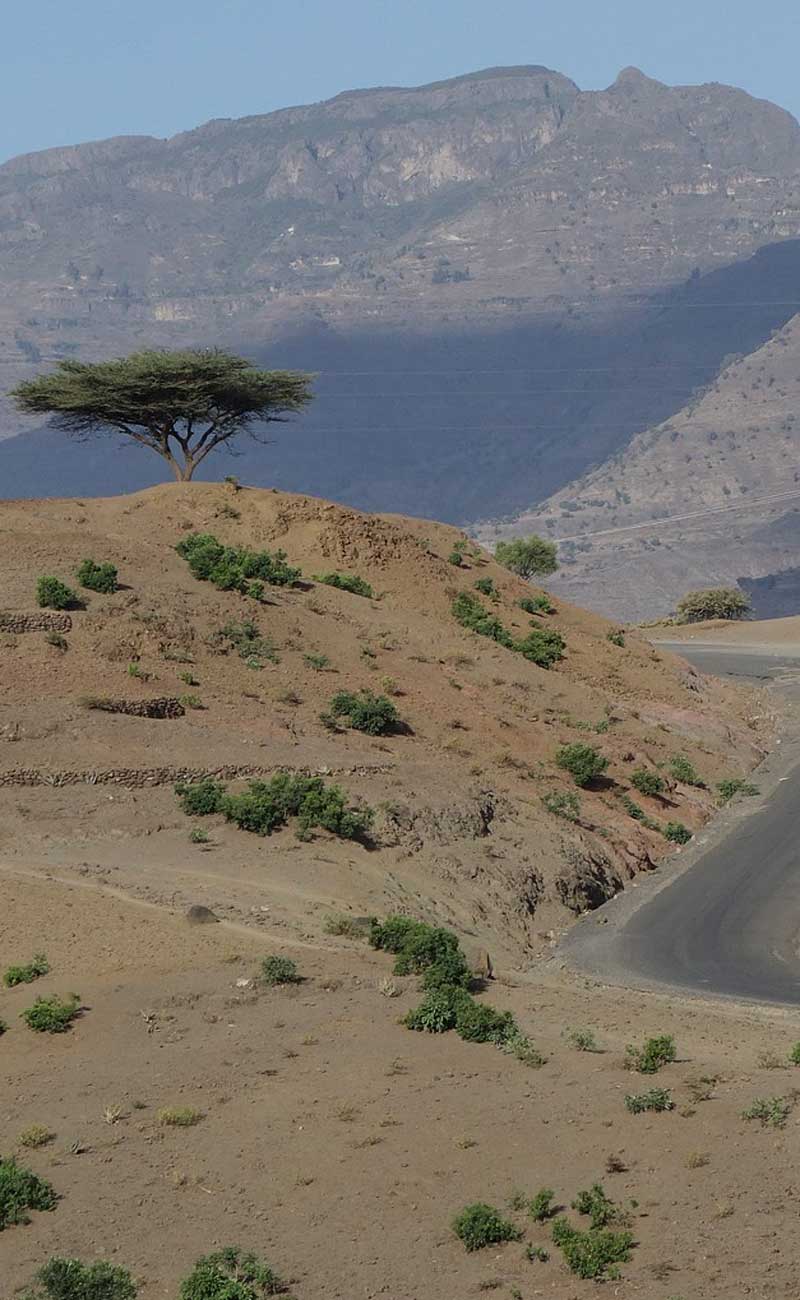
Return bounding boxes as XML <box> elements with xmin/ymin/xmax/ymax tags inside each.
<box><xmin>185</xmin><ymin>904</ymin><xmax>219</xmax><ymax>926</ymax></box>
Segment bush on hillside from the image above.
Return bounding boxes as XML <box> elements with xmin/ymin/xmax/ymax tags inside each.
<box><xmin>551</xmin><ymin>1218</ymin><xmax>633</xmax><ymax>1280</ymax></box>
<box><xmin>675</xmin><ymin>587</ymin><xmax>751</xmax><ymax>623</ymax></box>
<box><xmin>179</xmin><ymin>1247</ymin><xmax>288</xmax><ymax>1299</ymax></box>
<box><xmin>313</xmin><ymin>571</ymin><xmax>373</xmax><ymax>598</ymax></box>
<box><xmin>452</xmin><ymin>591</ymin><xmax>564</xmax><ymax>666</ymax></box>
<box><xmin>24</xmin><ymin>1257</ymin><xmax>137</xmax><ymax>1300</ymax></box>
<box><xmin>0</xmin><ymin>1156</ymin><xmax>57</xmax><ymax>1230</ymax></box>
<box><xmin>177</xmin><ymin>773</ymin><xmax>372</xmax><ymax>841</ymax></box>
<box><xmin>76</xmin><ymin>558</ymin><xmax>118</xmax><ymax>593</ymax></box>
<box><xmin>556</xmin><ymin>743</ymin><xmax>608</xmax><ymax>788</ymax></box>
<box><xmin>36</xmin><ymin>577</ymin><xmax>80</xmax><ymax>610</ymax></box>
<box><xmin>4</xmin><ymin>953</ymin><xmax>49</xmax><ymax>988</ymax></box>
<box><xmin>495</xmin><ymin>535</ymin><xmax>558</xmax><ymax>579</ymax></box>
<box><xmin>473</xmin><ymin>577</ymin><xmax>496</xmax><ymax>597</ymax></box>
<box><xmin>326</xmin><ymin>690</ymin><xmax>399</xmax><ymax>735</ymax></box>
<box><xmin>519</xmin><ymin>594</ymin><xmax>554</xmax><ymax>615</ymax></box>
<box><xmin>175</xmin><ymin>532</ymin><xmax>300</xmax><ymax>597</ymax></box>
<box><xmin>175</xmin><ymin>779</ymin><xmax>226</xmax><ymax>816</ymax></box>
<box><xmin>718</xmin><ymin>778</ymin><xmax>759</xmax><ymax>803</ymax></box>
<box><xmin>516</xmin><ymin>626</ymin><xmax>565</xmax><ymax>667</ymax></box>
<box><xmin>664</xmin><ymin>821</ymin><xmax>692</xmax><ymax>844</ymax></box>
<box><xmin>625</xmin><ymin>1034</ymin><xmax>676</xmax><ymax>1074</ymax></box>
<box><xmin>669</xmin><ymin>755</ymin><xmax>703</xmax><ymax>786</ymax></box>
<box><xmin>452</xmin><ymin>1203</ymin><xmax>522</xmax><ymax>1252</ymax></box>
<box><xmin>21</xmin><ymin>994</ymin><xmax>81</xmax><ymax>1034</ymax></box>
<box><xmin>217</xmin><ymin>619</ymin><xmax>278</xmax><ymax>664</ymax></box>
<box><xmin>630</xmin><ymin>768</ymin><xmax>665</xmax><ymax>798</ymax></box>
<box><xmin>260</xmin><ymin>956</ymin><xmax>301</xmax><ymax>986</ymax></box>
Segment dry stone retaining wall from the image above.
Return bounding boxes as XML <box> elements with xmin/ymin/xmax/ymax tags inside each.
<box><xmin>0</xmin><ymin>763</ymin><xmax>393</xmax><ymax>789</ymax></box>
<box><xmin>85</xmin><ymin>697</ymin><xmax>186</xmax><ymax>719</ymax></box>
<box><xmin>0</xmin><ymin>612</ymin><xmax>73</xmax><ymax>633</ymax></box>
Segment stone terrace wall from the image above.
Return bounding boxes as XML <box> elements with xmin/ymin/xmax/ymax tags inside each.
<box><xmin>0</xmin><ymin>763</ymin><xmax>393</xmax><ymax>789</ymax></box>
<box><xmin>0</xmin><ymin>612</ymin><xmax>73</xmax><ymax>633</ymax></box>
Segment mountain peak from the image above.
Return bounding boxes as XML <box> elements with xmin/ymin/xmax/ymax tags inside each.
<box><xmin>612</xmin><ymin>66</ymin><xmax>666</xmax><ymax>91</ymax></box>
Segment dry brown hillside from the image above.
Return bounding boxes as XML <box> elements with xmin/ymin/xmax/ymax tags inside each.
<box><xmin>0</xmin><ymin>483</ymin><xmax>770</xmax><ymax>963</ymax></box>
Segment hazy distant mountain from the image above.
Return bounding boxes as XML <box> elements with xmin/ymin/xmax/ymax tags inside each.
<box><xmin>3</xmin><ymin>63</ymin><xmax>800</xmax><ymax>520</ymax></box>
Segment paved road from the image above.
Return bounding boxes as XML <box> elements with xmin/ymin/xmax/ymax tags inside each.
<box><xmin>561</xmin><ymin>645</ymin><xmax>800</xmax><ymax>1006</ymax></box>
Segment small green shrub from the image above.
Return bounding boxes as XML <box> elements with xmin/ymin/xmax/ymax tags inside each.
<box><xmin>36</xmin><ymin>577</ymin><xmax>80</xmax><ymax>610</ymax></box>
<box><xmin>0</xmin><ymin>1156</ymin><xmax>57</xmax><ymax>1229</ymax></box>
<box><xmin>24</xmin><ymin>1257</ymin><xmax>137</xmax><ymax>1300</ymax></box>
<box><xmin>21</xmin><ymin>994</ymin><xmax>81</xmax><ymax>1034</ymax></box>
<box><xmin>405</xmin><ymin>984</ymin><xmax>468</xmax><ymax>1033</ymax></box>
<box><xmin>179</xmin><ymin>1246</ymin><xmax>287</xmax><ymax>1299</ymax></box>
<box><xmin>499</xmin><ymin>1031</ymin><xmax>546</xmax><ymax>1068</ymax></box>
<box><xmin>624</xmin><ymin>1088</ymin><xmax>674</xmax><ymax>1114</ymax></box>
<box><xmin>526</xmin><ymin>1245</ymin><xmax>549</xmax><ymax>1262</ymax></box>
<box><xmin>556</xmin><ymin>743</ymin><xmax>608</xmax><ymax>788</ymax></box>
<box><xmin>327</xmin><ymin>690</ymin><xmax>399</xmax><ymax>735</ymax></box>
<box><xmin>519</xmin><ymin>594</ymin><xmax>554</xmax><ymax>615</ymax></box>
<box><xmin>606</xmin><ymin>629</ymin><xmax>625</xmax><ymax>647</ymax></box>
<box><xmin>542</xmin><ymin>791</ymin><xmax>581</xmax><ymax>822</ymax></box>
<box><xmin>179</xmin><ymin>693</ymin><xmax>204</xmax><ymax>710</ymax></box>
<box><xmin>571</xmin><ymin>1183</ymin><xmax>620</xmax><ymax>1230</ymax></box>
<box><xmin>630</xmin><ymin>768</ymin><xmax>665</xmax><ymax>797</ymax></box>
<box><xmin>18</xmin><ymin>1125</ymin><xmax>54</xmax><ymax>1149</ymax></box>
<box><xmin>551</xmin><ymin>1217</ymin><xmax>633</xmax><ymax>1279</ymax></box>
<box><xmin>157</xmin><ymin>1107</ymin><xmax>203</xmax><ymax>1127</ymax></box>
<box><xmin>625</xmin><ymin>1034</ymin><xmax>676</xmax><ymax>1074</ymax></box>
<box><xmin>0</xmin><ymin>1018</ymin><xmax>7</xmax><ymax>1035</ymax></box>
<box><xmin>452</xmin><ymin>591</ymin><xmax>513</xmax><ymax>644</ymax></box>
<box><xmin>179</xmin><ymin>671</ymin><xmax>199</xmax><ymax>686</ymax></box>
<box><xmin>177</xmin><ymin>774</ymin><xmax>371</xmax><ymax>841</ymax></box>
<box><xmin>304</xmin><ymin>652</ymin><xmax>331</xmax><ymax>671</ymax></box>
<box><xmin>217</xmin><ymin>619</ymin><xmax>278</xmax><ymax>665</ymax></box>
<box><xmin>4</xmin><ymin>954</ymin><xmax>49</xmax><ymax>988</ymax></box>
<box><xmin>789</xmin><ymin>1042</ymin><xmax>800</xmax><ymax>1065</ymax></box>
<box><xmin>669</xmin><ymin>755</ymin><xmax>703</xmax><ymax>786</ymax></box>
<box><xmin>454</xmin><ymin>999</ymin><xmax>516</xmax><ymax>1045</ymax></box>
<box><xmin>369</xmin><ymin>918</ymin><xmax>464</xmax><ymax>977</ymax></box>
<box><xmin>742</xmin><ymin>1096</ymin><xmax>791</xmax><ymax>1128</ymax></box>
<box><xmin>448</xmin><ymin>541</ymin><xmax>467</xmax><ymax>567</ymax></box>
<box><xmin>421</xmin><ymin>948</ymin><xmax>472</xmax><ymax>991</ymax></box>
<box><xmin>176</xmin><ymin>532</ymin><xmax>300</xmax><ymax>596</ymax></box>
<box><xmin>45</xmin><ymin>632</ymin><xmax>68</xmax><ymax>651</ymax></box>
<box><xmin>718</xmin><ymin>778</ymin><xmax>759</xmax><ymax>803</ymax></box>
<box><xmin>260</xmin><ymin>956</ymin><xmax>301</xmax><ymax>986</ymax></box>
<box><xmin>76</xmin><ymin>558</ymin><xmax>118</xmax><ymax>594</ymax></box>
<box><xmin>516</xmin><ymin>625</ymin><xmax>566</xmax><ymax>667</ymax></box>
<box><xmin>474</xmin><ymin>577</ymin><xmax>496</xmax><ymax>597</ymax></box>
<box><xmin>176</xmin><ymin>779</ymin><xmax>226</xmax><ymax>816</ymax></box>
<box><xmin>567</xmin><ymin>1028</ymin><xmax>598</xmax><ymax>1052</ymax></box>
<box><xmin>189</xmin><ymin>828</ymin><xmax>210</xmax><ymax>844</ymax></box>
<box><xmin>529</xmin><ymin>1188</ymin><xmax>555</xmax><ymax>1222</ymax></box>
<box><xmin>664</xmin><ymin>822</ymin><xmax>692</xmax><ymax>844</ymax></box>
<box><xmin>322</xmin><ymin>913</ymin><xmax>368</xmax><ymax>938</ymax></box>
<box><xmin>313</xmin><ymin>571</ymin><xmax>374</xmax><ymax>598</ymax></box>
<box><xmin>452</xmin><ymin>1202</ymin><xmax>522</xmax><ymax>1252</ymax></box>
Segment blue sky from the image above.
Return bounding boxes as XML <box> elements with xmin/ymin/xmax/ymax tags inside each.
<box><xmin>3</xmin><ymin>0</ymin><xmax>799</xmax><ymax>162</ymax></box>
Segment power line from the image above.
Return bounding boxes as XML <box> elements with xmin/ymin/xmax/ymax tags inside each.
<box><xmin>554</xmin><ymin>486</ymin><xmax>800</xmax><ymax>544</ymax></box>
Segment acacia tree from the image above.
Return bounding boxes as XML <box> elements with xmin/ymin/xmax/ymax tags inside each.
<box><xmin>12</xmin><ymin>348</ymin><xmax>313</xmax><ymax>481</ymax></box>
<box><xmin>494</xmin><ymin>534</ymin><xmax>558</xmax><ymax>579</ymax></box>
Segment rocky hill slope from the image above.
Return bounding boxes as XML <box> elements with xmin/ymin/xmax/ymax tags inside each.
<box><xmin>491</xmin><ymin>313</ymin><xmax>800</xmax><ymax>620</ymax></box>
<box><xmin>4</xmin><ymin>65</ymin><xmax>800</xmax><ymax>517</ymax></box>
<box><xmin>0</xmin><ymin>483</ymin><xmax>771</xmax><ymax>962</ymax></box>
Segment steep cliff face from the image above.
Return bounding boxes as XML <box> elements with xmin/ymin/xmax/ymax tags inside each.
<box><xmin>492</xmin><ymin>312</ymin><xmax>800</xmax><ymax>621</ymax></box>
<box><xmin>3</xmin><ymin>65</ymin><xmax>800</xmax><ymax>524</ymax></box>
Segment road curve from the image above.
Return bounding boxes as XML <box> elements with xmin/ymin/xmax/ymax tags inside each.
<box><xmin>560</xmin><ymin>645</ymin><xmax>800</xmax><ymax>1007</ymax></box>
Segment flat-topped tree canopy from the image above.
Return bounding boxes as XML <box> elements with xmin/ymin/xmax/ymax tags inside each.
<box><xmin>11</xmin><ymin>348</ymin><xmax>313</xmax><ymax>481</ymax></box>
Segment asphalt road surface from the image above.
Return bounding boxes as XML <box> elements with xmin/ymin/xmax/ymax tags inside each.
<box><xmin>562</xmin><ymin>644</ymin><xmax>800</xmax><ymax>1006</ymax></box>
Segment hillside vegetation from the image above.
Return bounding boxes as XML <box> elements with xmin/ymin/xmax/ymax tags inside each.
<box><xmin>0</xmin><ymin>483</ymin><xmax>769</xmax><ymax>961</ymax></box>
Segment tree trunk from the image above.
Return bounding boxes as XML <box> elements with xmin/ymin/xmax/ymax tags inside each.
<box><xmin>170</xmin><ymin>456</ymin><xmax>195</xmax><ymax>481</ymax></box>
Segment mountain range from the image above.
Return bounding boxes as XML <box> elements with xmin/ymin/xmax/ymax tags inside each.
<box><xmin>3</xmin><ymin>63</ymin><xmax>800</xmax><ymax>614</ymax></box>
